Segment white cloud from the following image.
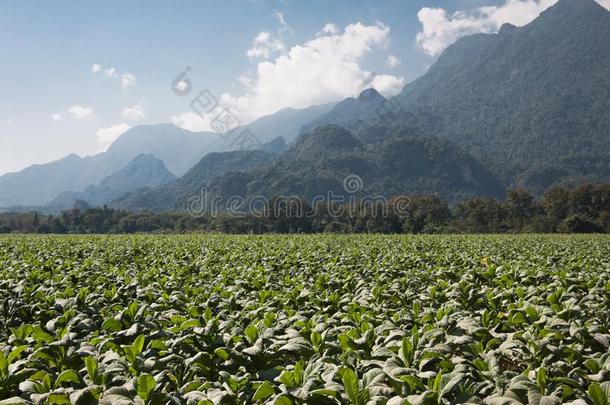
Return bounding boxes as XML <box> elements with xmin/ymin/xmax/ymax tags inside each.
<box><xmin>386</xmin><ymin>54</ymin><xmax>401</xmax><ymax>68</ymax></box>
<box><xmin>171</xmin><ymin>22</ymin><xmax>405</xmax><ymax>132</ymax></box>
<box><xmin>369</xmin><ymin>74</ymin><xmax>406</xmax><ymax>97</ymax></box>
<box><xmin>220</xmin><ymin>22</ymin><xmax>404</xmax><ymax>123</ymax></box>
<box><xmin>121</xmin><ymin>73</ymin><xmax>136</xmax><ymax>89</ymax></box>
<box><xmin>319</xmin><ymin>23</ymin><xmax>339</xmax><ymax>36</ymax></box>
<box><xmin>51</xmin><ymin>105</ymin><xmax>94</xmax><ymax>122</ymax></box>
<box><xmin>246</xmin><ymin>31</ymin><xmax>285</xmax><ymax>60</ymax></box>
<box><xmin>122</xmin><ymin>99</ymin><xmax>147</xmax><ymax>120</ymax></box>
<box><xmin>416</xmin><ymin>0</ymin><xmax>610</xmax><ymax>57</ymax></box>
<box><xmin>238</xmin><ymin>74</ymin><xmax>254</xmax><ymax>88</ymax></box>
<box><xmin>91</xmin><ymin>63</ymin><xmax>137</xmax><ymax>90</ymax></box>
<box><xmin>104</xmin><ymin>67</ymin><xmax>117</xmax><ymax>78</ymax></box>
<box><xmin>275</xmin><ymin>11</ymin><xmax>287</xmax><ymax>29</ymax></box>
<box><xmin>67</xmin><ymin>105</ymin><xmax>94</xmax><ymax>119</ymax></box>
<box><xmin>171</xmin><ymin>112</ymin><xmax>213</xmax><ymax>132</ymax></box>
<box><xmin>96</xmin><ymin>123</ymin><xmax>131</xmax><ymax>151</ymax></box>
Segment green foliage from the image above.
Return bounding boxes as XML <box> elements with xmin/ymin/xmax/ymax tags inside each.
<box><xmin>0</xmin><ymin>234</ymin><xmax>609</xmax><ymax>403</ymax></box>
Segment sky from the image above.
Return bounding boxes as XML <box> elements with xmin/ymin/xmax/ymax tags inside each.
<box><xmin>1</xmin><ymin>0</ymin><xmax>608</xmax><ymax>176</ymax></box>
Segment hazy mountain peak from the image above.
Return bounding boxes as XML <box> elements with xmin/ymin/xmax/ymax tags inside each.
<box><xmin>301</xmin><ymin>89</ymin><xmax>389</xmax><ymax>133</ymax></box>
<box><xmin>498</xmin><ymin>23</ymin><xmax>518</xmax><ymax>34</ymax></box>
<box><xmin>357</xmin><ymin>88</ymin><xmax>385</xmax><ymax>103</ymax></box>
<box><xmin>536</xmin><ymin>0</ymin><xmax>609</xmax><ymax>25</ymax></box>
<box><xmin>46</xmin><ymin>153</ymin><xmax>176</xmax><ymax>210</ymax></box>
<box><xmin>552</xmin><ymin>0</ymin><xmax>606</xmax><ymax>12</ymax></box>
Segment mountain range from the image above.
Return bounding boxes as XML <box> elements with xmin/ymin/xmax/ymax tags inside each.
<box><xmin>395</xmin><ymin>0</ymin><xmax>610</xmax><ymax>193</ymax></box>
<box><xmin>1</xmin><ymin>0</ymin><xmax>608</xmax><ymax>212</ymax></box>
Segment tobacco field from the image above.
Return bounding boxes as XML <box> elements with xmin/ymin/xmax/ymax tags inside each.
<box><xmin>0</xmin><ymin>235</ymin><xmax>609</xmax><ymax>404</ymax></box>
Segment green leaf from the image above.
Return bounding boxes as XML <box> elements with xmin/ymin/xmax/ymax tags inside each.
<box><xmin>310</xmin><ymin>331</ymin><xmax>322</xmax><ymax>348</ymax></box>
<box><xmin>274</xmin><ymin>395</ymin><xmax>293</xmax><ymax>405</ymax></box>
<box><xmin>342</xmin><ymin>368</ymin><xmax>362</xmax><ymax>405</ymax></box>
<box><xmin>31</xmin><ymin>326</ymin><xmax>54</xmax><ymax>343</ymax></box>
<box><xmin>278</xmin><ymin>370</ymin><xmax>297</xmax><ymax>387</ymax></box>
<box><xmin>180</xmin><ymin>319</ymin><xmax>201</xmax><ymax>331</ymax></box>
<box><xmin>0</xmin><ymin>352</ymin><xmax>7</xmax><ymax>377</ymax></box>
<box><xmin>309</xmin><ymin>388</ymin><xmax>338</xmax><ymax>398</ymax></box>
<box><xmin>214</xmin><ymin>347</ymin><xmax>230</xmax><ymax>361</ymax></box>
<box><xmin>137</xmin><ymin>373</ymin><xmax>156</xmax><ymax>401</ymax></box>
<box><xmin>47</xmin><ymin>393</ymin><xmax>71</xmax><ymax>404</ymax></box>
<box><xmin>252</xmin><ymin>381</ymin><xmax>275</xmax><ymax>402</ymax></box>
<box><xmin>102</xmin><ymin>318</ymin><xmax>123</xmax><ymax>332</ymax></box>
<box><xmin>55</xmin><ymin>369</ymin><xmax>80</xmax><ymax>387</ymax></box>
<box><xmin>245</xmin><ymin>324</ymin><xmax>259</xmax><ymax>344</ymax></box>
<box><xmin>536</xmin><ymin>367</ymin><xmax>547</xmax><ymax>390</ymax></box>
<box><xmin>84</xmin><ymin>357</ymin><xmax>98</xmax><ymax>382</ymax></box>
<box><xmin>602</xmin><ymin>383</ymin><xmax>610</xmax><ymax>403</ymax></box>
<box><xmin>133</xmin><ymin>334</ymin><xmax>146</xmax><ymax>355</ymax></box>
<box><xmin>7</xmin><ymin>346</ymin><xmax>28</xmax><ymax>364</ymax></box>
<box><xmin>589</xmin><ymin>383</ymin><xmax>608</xmax><ymax>405</ymax></box>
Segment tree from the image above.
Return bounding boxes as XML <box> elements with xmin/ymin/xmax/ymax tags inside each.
<box><xmin>558</xmin><ymin>215</ymin><xmax>604</xmax><ymax>234</ymax></box>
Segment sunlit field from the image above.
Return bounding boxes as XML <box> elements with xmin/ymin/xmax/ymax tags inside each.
<box><xmin>1</xmin><ymin>235</ymin><xmax>609</xmax><ymax>404</ymax></box>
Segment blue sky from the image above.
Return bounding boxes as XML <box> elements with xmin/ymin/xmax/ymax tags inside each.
<box><xmin>0</xmin><ymin>0</ymin><xmax>581</xmax><ymax>175</ymax></box>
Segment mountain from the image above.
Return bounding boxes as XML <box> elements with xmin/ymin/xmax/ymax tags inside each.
<box><xmin>103</xmin><ymin>124</ymin><xmax>217</xmax><ymax>176</ymax></box>
<box><xmin>47</xmin><ymin>154</ymin><xmax>176</xmax><ymax>210</ymax></box>
<box><xmin>237</xmin><ymin>103</ymin><xmax>336</xmax><ymax>145</ymax></box>
<box><xmin>0</xmin><ymin>124</ymin><xmax>216</xmax><ymax>207</ymax></box>
<box><xmin>0</xmin><ymin>102</ymin><xmax>335</xmax><ymax>208</ymax></box>
<box><xmin>394</xmin><ymin>0</ymin><xmax>610</xmax><ymax>193</ymax></box>
<box><xmin>301</xmin><ymin>88</ymin><xmax>391</xmax><ymax>134</ymax></box>
<box><xmin>242</xmin><ymin>125</ymin><xmax>504</xmax><ymax>203</ymax></box>
<box><xmin>111</xmin><ymin>150</ymin><xmax>275</xmax><ymax>212</ymax></box>
<box><xmin>260</xmin><ymin>137</ymin><xmax>288</xmax><ymax>154</ymax></box>
<box><xmin>149</xmin><ymin>125</ymin><xmax>505</xmax><ymax>213</ymax></box>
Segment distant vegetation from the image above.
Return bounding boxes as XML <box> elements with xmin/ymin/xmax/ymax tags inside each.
<box><xmin>1</xmin><ymin>183</ymin><xmax>608</xmax><ymax>234</ymax></box>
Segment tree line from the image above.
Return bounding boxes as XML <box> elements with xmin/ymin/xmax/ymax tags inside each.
<box><xmin>1</xmin><ymin>184</ymin><xmax>608</xmax><ymax>234</ymax></box>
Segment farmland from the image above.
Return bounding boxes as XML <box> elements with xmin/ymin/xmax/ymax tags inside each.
<box><xmin>0</xmin><ymin>235</ymin><xmax>609</xmax><ymax>404</ymax></box>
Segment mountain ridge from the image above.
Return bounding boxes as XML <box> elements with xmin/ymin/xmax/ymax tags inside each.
<box><xmin>393</xmin><ymin>0</ymin><xmax>610</xmax><ymax>193</ymax></box>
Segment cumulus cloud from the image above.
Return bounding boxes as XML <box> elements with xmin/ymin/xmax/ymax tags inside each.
<box><xmin>122</xmin><ymin>99</ymin><xmax>147</xmax><ymax>120</ymax></box>
<box><xmin>369</xmin><ymin>74</ymin><xmax>406</xmax><ymax>96</ymax></box>
<box><xmin>104</xmin><ymin>67</ymin><xmax>117</xmax><ymax>78</ymax></box>
<box><xmin>386</xmin><ymin>54</ymin><xmax>401</xmax><ymax>68</ymax></box>
<box><xmin>416</xmin><ymin>0</ymin><xmax>610</xmax><ymax>57</ymax></box>
<box><xmin>91</xmin><ymin>64</ymin><xmax>136</xmax><ymax>90</ymax></box>
<box><xmin>171</xmin><ymin>112</ymin><xmax>213</xmax><ymax>132</ymax></box>
<box><xmin>51</xmin><ymin>105</ymin><xmax>94</xmax><ymax>122</ymax></box>
<box><xmin>319</xmin><ymin>23</ymin><xmax>339</xmax><ymax>36</ymax></box>
<box><xmin>96</xmin><ymin>123</ymin><xmax>131</xmax><ymax>151</ymax></box>
<box><xmin>68</xmin><ymin>105</ymin><xmax>94</xmax><ymax>119</ymax></box>
<box><xmin>121</xmin><ymin>73</ymin><xmax>137</xmax><ymax>89</ymax></box>
<box><xmin>246</xmin><ymin>31</ymin><xmax>285</xmax><ymax>60</ymax></box>
<box><xmin>224</xmin><ymin>22</ymin><xmax>404</xmax><ymax>123</ymax></box>
<box><xmin>171</xmin><ymin>22</ymin><xmax>405</xmax><ymax>133</ymax></box>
